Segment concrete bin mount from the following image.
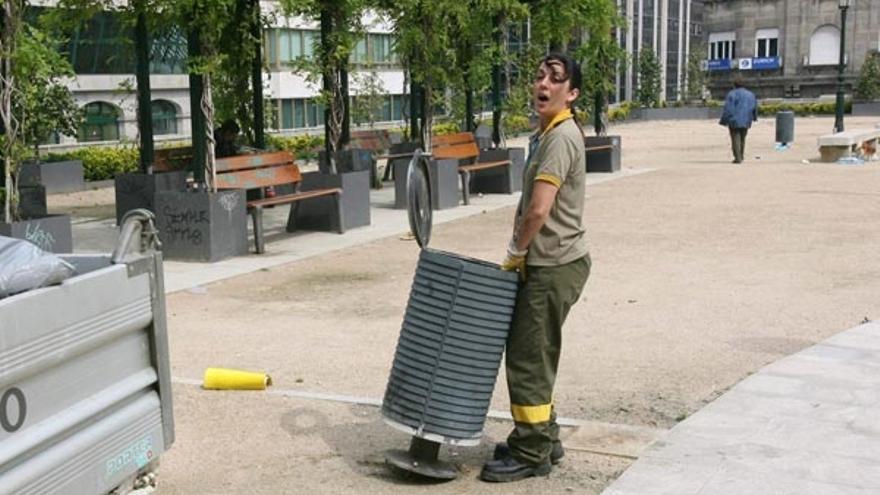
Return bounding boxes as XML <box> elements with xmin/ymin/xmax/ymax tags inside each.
<box><xmin>381</xmin><ymin>151</ymin><xmax>519</xmax><ymax>479</ymax></box>
<box><xmin>0</xmin><ymin>210</ymin><xmax>174</xmax><ymax>494</ymax></box>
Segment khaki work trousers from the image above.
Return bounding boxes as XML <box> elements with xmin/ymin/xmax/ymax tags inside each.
<box><xmin>505</xmin><ymin>254</ymin><xmax>591</xmax><ymax>465</ymax></box>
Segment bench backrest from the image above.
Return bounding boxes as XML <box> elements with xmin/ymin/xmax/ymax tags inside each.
<box><xmin>350</xmin><ymin>129</ymin><xmax>392</xmax><ymax>152</ymax></box>
<box><xmin>153</xmin><ymin>146</ymin><xmax>193</xmax><ymax>172</ymax></box>
<box><xmin>215</xmin><ymin>151</ymin><xmax>301</xmax><ymax>190</ymax></box>
<box><xmin>432</xmin><ymin>132</ymin><xmax>479</xmax><ymax>161</ymax></box>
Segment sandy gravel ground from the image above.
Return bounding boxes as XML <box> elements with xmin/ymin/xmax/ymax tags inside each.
<box><xmin>55</xmin><ymin>115</ymin><xmax>880</xmax><ymax>494</ymax></box>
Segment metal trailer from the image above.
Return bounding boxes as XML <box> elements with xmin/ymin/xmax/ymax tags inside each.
<box><xmin>0</xmin><ymin>210</ymin><xmax>174</xmax><ymax>495</ymax></box>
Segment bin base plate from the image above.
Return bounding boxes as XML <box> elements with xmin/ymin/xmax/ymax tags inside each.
<box><xmin>385</xmin><ymin>449</ymin><xmax>458</xmax><ymax>480</ymax></box>
<box><xmin>385</xmin><ymin>437</ymin><xmax>457</xmax><ymax>480</ymax></box>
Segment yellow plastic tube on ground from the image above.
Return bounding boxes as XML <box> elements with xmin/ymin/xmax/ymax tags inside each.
<box><xmin>203</xmin><ymin>367</ymin><xmax>273</xmax><ymax>390</ymax></box>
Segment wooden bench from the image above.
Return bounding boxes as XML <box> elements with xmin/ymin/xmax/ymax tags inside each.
<box><xmin>584</xmin><ymin>136</ymin><xmax>621</xmax><ymax>173</ymax></box>
<box><xmin>215</xmin><ymin>151</ymin><xmax>343</xmax><ymax>254</ymax></box>
<box><xmin>431</xmin><ymin>132</ymin><xmax>512</xmax><ymax>205</ymax></box>
<box><xmin>817</xmin><ymin>127</ymin><xmax>880</xmax><ymax>162</ymax></box>
<box><xmin>349</xmin><ymin>129</ymin><xmax>416</xmax><ymax>184</ymax></box>
<box><xmin>350</xmin><ymin>129</ymin><xmax>393</xmax><ymax>154</ymax></box>
<box><xmin>153</xmin><ymin>146</ymin><xmax>193</xmax><ymax>173</ymax></box>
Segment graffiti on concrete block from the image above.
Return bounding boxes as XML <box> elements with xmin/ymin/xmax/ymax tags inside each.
<box><xmin>162</xmin><ymin>205</ymin><xmax>208</xmax><ymax>245</ymax></box>
<box><xmin>218</xmin><ymin>192</ymin><xmax>239</xmax><ymax>213</ymax></box>
<box><xmin>25</xmin><ymin>222</ymin><xmax>56</xmax><ymax>252</ymax></box>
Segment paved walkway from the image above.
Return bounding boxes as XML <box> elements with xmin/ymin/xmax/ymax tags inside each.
<box><xmin>603</xmin><ymin>320</ymin><xmax>880</xmax><ymax>494</ymax></box>
<box><xmin>64</xmin><ymin>127</ymin><xmax>880</xmax><ymax>493</ymax></box>
<box><xmin>72</xmin><ymin>163</ymin><xmax>649</xmax><ymax>293</ymax></box>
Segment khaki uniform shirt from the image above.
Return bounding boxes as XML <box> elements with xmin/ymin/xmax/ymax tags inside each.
<box><xmin>517</xmin><ymin>111</ymin><xmax>588</xmax><ymax>266</ymax></box>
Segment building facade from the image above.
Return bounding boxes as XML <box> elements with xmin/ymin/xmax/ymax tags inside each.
<box><xmin>54</xmin><ymin>3</ymin><xmax>407</xmax><ymax>148</ymax></box>
<box><xmin>617</xmin><ymin>0</ymin><xmax>707</xmax><ymax>102</ymax></box>
<box><xmin>703</xmin><ymin>0</ymin><xmax>880</xmax><ymax>99</ymax></box>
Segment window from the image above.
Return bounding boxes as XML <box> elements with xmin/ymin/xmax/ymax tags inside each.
<box><xmin>265</xmin><ymin>30</ymin><xmax>276</xmax><ymax>66</ymax></box>
<box><xmin>151</xmin><ymin>100</ymin><xmax>178</xmax><ymax>135</ymax></box>
<box><xmin>68</xmin><ymin>12</ymin><xmax>132</xmax><ymax>74</ymax></box>
<box><xmin>809</xmin><ymin>25</ymin><xmax>840</xmax><ymax>65</ymax></box>
<box><xmin>350</xmin><ymin>33</ymin><xmax>397</xmax><ymax>65</ymax></box>
<box><xmin>268</xmin><ymin>29</ymin><xmax>320</xmax><ymax>66</ymax></box>
<box><xmin>276</xmin><ymin>98</ymin><xmax>326</xmax><ymax>129</ymax></box>
<box><xmin>302</xmin><ymin>31</ymin><xmax>316</xmax><ymax>58</ymax></box>
<box><xmin>79</xmin><ymin>102</ymin><xmax>120</xmax><ymax>142</ymax></box>
<box><xmin>150</xmin><ymin>27</ymin><xmax>187</xmax><ymax>74</ymax></box>
<box><xmin>755</xmin><ymin>28</ymin><xmax>779</xmax><ymax>58</ymax></box>
<box><xmin>369</xmin><ymin>34</ymin><xmax>394</xmax><ymax>64</ymax></box>
<box><xmin>353</xmin><ymin>38</ymin><xmax>368</xmax><ymax>64</ymax></box>
<box><xmin>708</xmin><ymin>32</ymin><xmax>736</xmax><ymax>60</ymax></box>
<box><xmin>67</xmin><ymin>12</ymin><xmax>185</xmax><ymax>74</ymax></box>
<box><xmin>352</xmin><ymin>94</ymin><xmax>406</xmax><ymax>124</ymax></box>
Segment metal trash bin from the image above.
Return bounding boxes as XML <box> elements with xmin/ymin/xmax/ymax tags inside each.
<box><xmin>382</xmin><ymin>150</ymin><xmax>519</xmax><ymax>479</ymax></box>
<box><xmin>775</xmin><ymin>111</ymin><xmax>795</xmax><ymax>145</ymax></box>
<box><xmin>0</xmin><ymin>210</ymin><xmax>174</xmax><ymax>495</ymax></box>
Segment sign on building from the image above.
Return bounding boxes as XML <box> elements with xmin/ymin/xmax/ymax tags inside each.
<box><xmin>707</xmin><ymin>59</ymin><xmax>733</xmax><ymax>71</ymax></box>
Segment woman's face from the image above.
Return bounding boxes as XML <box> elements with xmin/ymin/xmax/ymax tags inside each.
<box><xmin>533</xmin><ymin>60</ymin><xmax>579</xmax><ymax>122</ymax></box>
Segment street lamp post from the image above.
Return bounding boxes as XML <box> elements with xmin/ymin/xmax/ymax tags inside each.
<box><xmin>834</xmin><ymin>0</ymin><xmax>852</xmax><ymax>133</ymax></box>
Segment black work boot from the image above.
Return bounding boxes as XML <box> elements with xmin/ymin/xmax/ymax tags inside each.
<box><xmin>480</xmin><ymin>455</ymin><xmax>552</xmax><ymax>482</ymax></box>
<box><xmin>493</xmin><ymin>441</ymin><xmax>565</xmax><ymax>465</ymax></box>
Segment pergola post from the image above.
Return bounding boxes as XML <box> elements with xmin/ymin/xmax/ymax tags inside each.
<box><xmin>491</xmin><ymin>12</ymin><xmax>504</xmax><ymax>147</ymax></box>
<box><xmin>250</xmin><ymin>0</ymin><xmax>265</xmax><ymax>149</ymax></box>
<box><xmin>320</xmin><ymin>4</ymin><xmax>332</xmax><ymax>158</ymax></box>
<box><xmin>187</xmin><ymin>24</ymin><xmax>206</xmax><ymax>185</ymax></box>
<box><xmin>134</xmin><ymin>0</ymin><xmax>154</xmax><ymax>173</ymax></box>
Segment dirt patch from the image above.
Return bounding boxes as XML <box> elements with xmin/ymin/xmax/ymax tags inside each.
<box><xmin>151</xmin><ymin>115</ymin><xmax>880</xmax><ymax>493</ymax></box>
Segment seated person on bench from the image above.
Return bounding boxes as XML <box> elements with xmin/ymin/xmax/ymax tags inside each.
<box><xmin>215</xmin><ymin>119</ymin><xmax>242</xmax><ymax>158</ymax></box>
<box><xmin>216</xmin><ymin>119</ymin><xmax>275</xmax><ymax>197</ymax></box>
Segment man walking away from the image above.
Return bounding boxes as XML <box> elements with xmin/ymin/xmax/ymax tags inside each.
<box><xmin>719</xmin><ymin>78</ymin><xmax>758</xmax><ymax>164</ymax></box>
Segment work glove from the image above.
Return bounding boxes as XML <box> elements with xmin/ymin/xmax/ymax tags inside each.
<box><xmin>501</xmin><ymin>239</ymin><xmax>527</xmax><ymax>282</ymax></box>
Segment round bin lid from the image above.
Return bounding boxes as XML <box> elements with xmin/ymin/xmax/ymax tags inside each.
<box><xmin>406</xmin><ymin>149</ymin><xmax>433</xmax><ymax>249</ymax></box>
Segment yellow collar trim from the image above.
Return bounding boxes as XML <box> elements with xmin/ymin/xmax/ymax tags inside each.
<box><xmin>540</xmin><ymin>109</ymin><xmax>574</xmax><ymax>138</ymax></box>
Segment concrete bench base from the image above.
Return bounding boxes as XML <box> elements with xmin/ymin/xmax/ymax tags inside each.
<box><xmin>817</xmin><ymin>128</ymin><xmax>880</xmax><ymax>162</ymax></box>
<box><xmin>819</xmin><ymin>145</ymin><xmax>854</xmax><ymax>162</ymax></box>
<box><xmin>393</xmin><ymin>158</ymin><xmax>460</xmax><ymax>210</ymax></box>
<box><xmin>469</xmin><ymin>148</ymin><xmax>525</xmax><ymax>195</ymax></box>
<box><xmin>293</xmin><ymin>170</ymin><xmax>371</xmax><ymax>231</ymax></box>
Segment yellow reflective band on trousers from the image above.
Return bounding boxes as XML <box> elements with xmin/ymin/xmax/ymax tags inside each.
<box><xmin>511</xmin><ymin>403</ymin><xmax>553</xmax><ymax>423</ymax></box>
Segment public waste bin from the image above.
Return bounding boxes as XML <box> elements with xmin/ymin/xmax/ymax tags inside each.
<box><xmin>381</xmin><ymin>150</ymin><xmax>519</xmax><ymax>479</ymax></box>
<box><xmin>776</xmin><ymin>111</ymin><xmax>795</xmax><ymax>145</ymax></box>
<box><xmin>0</xmin><ymin>210</ymin><xmax>174</xmax><ymax>495</ymax></box>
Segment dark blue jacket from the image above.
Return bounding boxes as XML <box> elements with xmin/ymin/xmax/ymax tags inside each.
<box><xmin>719</xmin><ymin>87</ymin><xmax>758</xmax><ymax>129</ymax></box>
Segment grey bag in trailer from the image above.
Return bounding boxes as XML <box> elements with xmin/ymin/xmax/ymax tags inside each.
<box><xmin>0</xmin><ymin>210</ymin><xmax>174</xmax><ymax>495</ymax></box>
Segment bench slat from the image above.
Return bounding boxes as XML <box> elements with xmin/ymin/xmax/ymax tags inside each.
<box><xmin>247</xmin><ymin>188</ymin><xmax>341</xmax><ymax>208</ymax></box>
<box><xmin>215</xmin><ymin>164</ymin><xmax>301</xmax><ymax>189</ymax></box>
<box><xmin>215</xmin><ymin>151</ymin><xmax>295</xmax><ymax>172</ymax></box>
<box><xmin>433</xmin><ymin>142</ymin><xmax>480</xmax><ymax>160</ymax></box>
<box><xmin>350</xmin><ymin>130</ymin><xmax>392</xmax><ymax>152</ymax></box>
<box><xmin>153</xmin><ymin>146</ymin><xmax>193</xmax><ymax>172</ymax></box>
<box><xmin>433</xmin><ymin>132</ymin><xmax>475</xmax><ymax>147</ymax></box>
<box><xmin>460</xmin><ymin>160</ymin><xmax>511</xmax><ymax>173</ymax></box>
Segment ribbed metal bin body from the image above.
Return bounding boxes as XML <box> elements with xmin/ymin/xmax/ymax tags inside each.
<box><xmin>776</xmin><ymin>111</ymin><xmax>795</xmax><ymax>144</ymax></box>
<box><xmin>0</xmin><ymin>253</ymin><xmax>173</xmax><ymax>495</ymax></box>
<box><xmin>382</xmin><ymin>249</ymin><xmax>519</xmax><ymax>446</ymax></box>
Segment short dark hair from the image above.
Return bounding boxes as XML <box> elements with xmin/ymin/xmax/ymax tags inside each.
<box><xmin>733</xmin><ymin>77</ymin><xmax>745</xmax><ymax>89</ymax></box>
<box><xmin>541</xmin><ymin>52</ymin><xmax>582</xmax><ymax>94</ymax></box>
<box><xmin>220</xmin><ymin>119</ymin><xmax>240</xmax><ymax>134</ymax></box>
